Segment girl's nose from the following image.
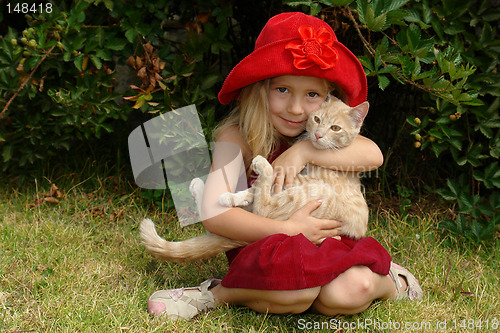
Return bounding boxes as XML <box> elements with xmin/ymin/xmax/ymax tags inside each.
<box><xmin>288</xmin><ymin>98</ymin><xmax>304</xmax><ymax>115</ymax></box>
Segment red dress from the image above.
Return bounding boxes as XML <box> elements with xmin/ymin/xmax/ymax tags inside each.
<box><xmin>220</xmin><ymin>143</ymin><xmax>391</xmax><ymax>290</ymax></box>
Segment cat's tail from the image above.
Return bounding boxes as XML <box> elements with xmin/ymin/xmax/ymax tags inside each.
<box><xmin>139</xmin><ymin>218</ymin><xmax>248</xmax><ymax>262</ymax></box>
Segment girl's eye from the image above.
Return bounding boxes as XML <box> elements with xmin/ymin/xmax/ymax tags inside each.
<box><xmin>314</xmin><ymin>116</ymin><xmax>321</xmax><ymax>123</ymax></box>
<box><xmin>330</xmin><ymin>125</ymin><xmax>342</xmax><ymax>132</ymax></box>
<box><xmin>277</xmin><ymin>87</ymin><xmax>288</xmax><ymax>93</ymax></box>
<box><xmin>307</xmin><ymin>92</ymin><xmax>319</xmax><ymax>98</ymax></box>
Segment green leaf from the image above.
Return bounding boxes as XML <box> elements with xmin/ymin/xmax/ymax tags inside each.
<box><xmin>96</xmin><ymin>27</ymin><xmax>105</xmax><ymax>48</ymax></box>
<box><xmin>444</xmin><ymin>22</ymin><xmax>465</xmax><ymax>35</ymax></box>
<box><xmin>407</xmin><ymin>24</ymin><xmax>421</xmax><ymax>54</ymax></box>
<box><xmin>201</xmin><ymin>74</ymin><xmax>220</xmax><ymax>90</ymax></box>
<box><xmin>456</xmin><ymin>214</ymin><xmax>467</xmax><ymax>234</ymax></box>
<box><xmin>106</xmin><ymin>38</ymin><xmax>127</xmax><ymax>51</ymax></box>
<box><xmin>95</xmin><ymin>49</ymin><xmax>112</xmax><ymax>61</ymax></box>
<box><xmin>436</xmin><ymin>187</ymin><xmax>456</xmax><ymax>201</ymax></box>
<box><xmin>358</xmin><ymin>56</ymin><xmax>374</xmax><ymax>72</ymax></box>
<box><xmin>74</xmin><ymin>54</ymin><xmax>84</xmax><ymax>71</ymax></box>
<box><xmin>310</xmin><ymin>3</ymin><xmax>321</xmax><ymax>16</ymax></box>
<box><xmin>458</xmin><ymin>191</ymin><xmax>474</xmax><ymax>211</ymax></box>
<box><xmin>357</xmin><ymin>0</ymin><xmax>368</xmax><ymax>24</ymax></box>
<box><xmin>490</xmin><ymin>141</ymin><xmax>500</xmax><ymax>159</ymax></box>
<box><xmin>473</xmin><ymin>162</ymin><xmax>500</xmax><ymax>189</ymax></box>
<box><xmin>422</xmin><ymin>3</ymin><xmax>433</xmax><ymax>24</ymax></box>
<box><xmin>2</xmin><ymin>145</ymin><xmax>12</xmax><ymax>162</ymax></box>
<box><xmin>377</xmin><ymin>75</ymin><xmax>390</xmax><ymax>90</ymax></box>
<box><xmin>125</xmin><ymin>29</ymin><xmax>137</xmax><ymax>43</ymax></box>
<box><xmin>376</xmin><ymin>36</ymin><xmax>389</xmax><ymax>54</ymax></box>
<box><xmin>284</xmin><ymin>1</ymin><xmax>313</xmax><ymax>7</ymax></box>
<box><xmin>449</xmin><ymin>138</ymin><xmax>463</xmax><ymax>151</ymax></box>
<box><xmin>470</xmin><ymin>221</ymin><xmax>483</xmax><ymax>239</ymax></box>
<box><xmin>446</xmin><ymin>178</ymin><xmax>460</xmax><ymax>197</ymax></box>
<box><xmin>366</xmin><ymin>6</ymin><xmax>387</xmax><ymax>32</ymax></box>
<box><xmin>430</xmin><ymin>17</ymin><xmax>445</xmax><ymax>41</ymax></box>
<box><xmin>383</xmin><ymin>0</ymin><xmax>410</xmax><ymax>12</ymax></box>
<box><xmin>103</xmin><ymin>0</ymin><xmax>114</xmax><ymax>10</ymax></box>
<box><xmin>328</xmin><ymin>0</ymin><xmax>354</xmax><ymax>5</ymax></box>
<box><xmin>72</xmin><ymin>35</ymin><xmax>86</xmax><ymax>50</ymax></box>
<box><xmin>72</xmin><ymin>10</ymin><xmax>86</xmax><ymax>25</ymax></box>
<box><xmin>432</xmin><ymin>78</ymin><xmax>451</xmax><ymax>90</ymax></box>
<box><xmin>90</xmin><ymin>55</ymin><xmax>102</xmax><ymax>69</ymax></box>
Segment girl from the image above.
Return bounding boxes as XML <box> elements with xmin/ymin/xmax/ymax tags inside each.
<box><xmin>147</xmin><ymin>12</ymin><xmax>422</xmax><ymax>320</ymax></box>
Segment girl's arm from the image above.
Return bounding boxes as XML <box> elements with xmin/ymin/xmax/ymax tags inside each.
<box><xmin>202</xmin><ymin>200</ymin><xmax>340</xmax><ymax>244</ymax></box>
<box><xmin>272</xmin><ymin>135</ymin><xmax>383</xmax><ymax>192</ymax></box>
<box><xmin>200</xmin><ymin>125</ymin><xmax>341</xmax><ymax>244</ymax></box>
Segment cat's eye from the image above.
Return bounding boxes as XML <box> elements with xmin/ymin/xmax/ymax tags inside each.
<box><xmin>314</xmin><ymin>116</ymin><xmax>321</xmax><ymax>123</ymax></box>
<box><xmin>330</xmin><ymin>125</ymin><xmax>342</xmax><ymax>132</ymax></box>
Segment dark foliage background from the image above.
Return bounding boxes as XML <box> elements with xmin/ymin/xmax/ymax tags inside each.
<box><xmin>0</xmin><ymin>0</ymin><xmax>498</xmax><ymax>243</ymax></box>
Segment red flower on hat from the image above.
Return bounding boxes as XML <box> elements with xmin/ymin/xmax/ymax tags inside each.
<box><xmin>285</xmin><ymin>25</ymin><xmax>338</xmax><ymax>70</ymax></box>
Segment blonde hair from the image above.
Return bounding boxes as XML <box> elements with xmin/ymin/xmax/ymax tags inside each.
<box><xmin>214</xmin><ymin>79</ymin><xmax>280</xmax><ymax>160</ymax></box>
<box><xmin>213</xmin><ymin>78</ymin><xmax>345</xmax><ymax>160</ymax></box>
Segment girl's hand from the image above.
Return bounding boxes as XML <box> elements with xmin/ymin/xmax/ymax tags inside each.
<box><xmin>285</xmin><ymin>200</ymin><xmax>342</xmax><ymax>245</ymax></box>
<box><xmin>271</xmin><ymin>142</ymin><xmax>310</xmax><ymax>193</ymax></box>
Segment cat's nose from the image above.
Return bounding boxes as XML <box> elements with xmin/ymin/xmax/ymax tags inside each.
<box><xmin>315</xmin><ymin>132</ymin><xmax>323</xmax><ymax>140</ymax></box>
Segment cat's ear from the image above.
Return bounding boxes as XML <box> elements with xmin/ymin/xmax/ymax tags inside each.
<box><xmin>348</xmin><ymin>102</ymin><xmax>369</xmax><ymax>127</ymax></box>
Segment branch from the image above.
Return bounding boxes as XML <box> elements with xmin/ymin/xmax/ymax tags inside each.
<box><xmin>343</xmin><ymin>6</ymin><xmax>452</xmax><ymax>101</ymax></box>
<box><xmin>0</xmin><ymin>45</ymin><xmax>56</xmax><ymax>120</ymax></box>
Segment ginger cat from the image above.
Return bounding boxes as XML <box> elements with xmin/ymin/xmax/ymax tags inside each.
<box><xmin>140</xmin><ymin>96</ymin><xmax>370</xmax><ymax>262</ymax></box>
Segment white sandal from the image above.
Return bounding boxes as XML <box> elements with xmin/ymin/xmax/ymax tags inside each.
<box><xmin>148</xmin><ymin>278</ymin><xmax>221</xmax><ymax>320</ymax></box>
<box><xmin>389</xmin><ymin>262</ymin><xmax>423</xmax><ymax>301</ymax></box>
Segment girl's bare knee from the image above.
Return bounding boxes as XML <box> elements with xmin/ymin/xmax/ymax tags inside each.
<box><xmin>342</xmin><ymin>266</ymin><xmax>376</xmax><ymax>296</ymax></box>
<box><xmin>353</xmin><ymin>274</ymin><xmax>375</xmax><ymax>296</ymax></box>
<box><xmin>315</xmin><ymin>266</ymin><xmax>377</xmax><ymax>311</ymax></box>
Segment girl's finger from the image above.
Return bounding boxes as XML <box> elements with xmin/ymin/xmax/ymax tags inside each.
<box><xmin>301</xmin><ymin>199</ymin><xmax>322</xmax><ymax>213</ymax></box>
<box><xmin>283</xmin><ymin>171</ymin><xmax>295</xmax><ymax>190</ymax></box>
<box><xmin>273</xmin><ymin>175</ymin><xmax>285</xmax><ymax>194</ymax></box>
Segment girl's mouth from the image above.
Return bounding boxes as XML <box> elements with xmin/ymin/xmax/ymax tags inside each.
<box><xmin>281</xmin><ymin>117</ymin><xmax>305</xmax><ymax>127</ymax></box>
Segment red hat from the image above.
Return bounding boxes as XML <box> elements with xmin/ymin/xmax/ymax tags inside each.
<box><xmin>218</xmin><ymin>12</ymin><xmax>367</xmax><ymax>107</ymax></box>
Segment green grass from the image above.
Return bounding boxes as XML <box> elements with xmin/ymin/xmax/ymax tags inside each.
<box><xmin>0</xmin><ymin>175</ymin><xmax>499</xmax><ymax>332</ymax></box>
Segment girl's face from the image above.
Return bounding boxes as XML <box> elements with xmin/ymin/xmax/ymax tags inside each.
<box><xmin>268</xmin><ymin>75</ymin><xmax>328</xmax><ymax>138</ymax></box>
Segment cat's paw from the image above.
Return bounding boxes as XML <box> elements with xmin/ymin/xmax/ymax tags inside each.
<box><xmin>189</xmin><ymin>178</ymin><xmax>204</xmax><ymax>199</ymax></box>
<box><xmin>251</xmin><ymin>155</ymin><xmax>272</xmax><ymax>176</ymax></box>
<box><xmin>218</xmin><ymin>192</ymin><xmax>235</xmax><ymax>207</ymax></box>
<box><xmin>219</xmin><ymin>191</ymin><xmax>251</xmax><ymax>207</ymax></box>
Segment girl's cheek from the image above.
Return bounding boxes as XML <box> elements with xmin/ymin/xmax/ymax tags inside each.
<box><xmin>306</xmin><ymin>101</ymin><xmax>323</xmax><ymax>115</ymax></box>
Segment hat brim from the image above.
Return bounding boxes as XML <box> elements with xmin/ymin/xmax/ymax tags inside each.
<box><xmin>218</xmin><ymin>38</ymin><xmax>367</xmax><ymax>107</ymax></box>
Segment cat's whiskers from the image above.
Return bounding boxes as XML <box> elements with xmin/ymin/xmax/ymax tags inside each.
<box><xmin>322</xmin><ymin>141</ymin><xmax>343</xmax><ymax>151</ymax></box>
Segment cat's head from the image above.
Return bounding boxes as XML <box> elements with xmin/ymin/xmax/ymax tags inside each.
<box><xmin>306</xmin><ymin>96</ymin><xmax>369</xmax><ymax>150</ymax></box>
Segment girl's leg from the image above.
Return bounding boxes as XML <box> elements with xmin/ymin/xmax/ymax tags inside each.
<box><xmin>147</xmin><ymin>281</ymin><xmax>320</xmax><ymax>319</ymax></box>
<box><xmin>311</xmin><ymin>265</ymin><xmax>403</xmax><ymax>316</ymax></box>
<box><xmin>211</xmin><ymin>284</ymin><xmax>321</xmax><ymax>314</ymax></box>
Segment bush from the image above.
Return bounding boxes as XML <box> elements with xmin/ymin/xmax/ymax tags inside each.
<box><xmin>0</xmin><ymin>0</ymin><xmax>243</xmax><ymax>172</ymax></box>
<box><xmin>286</xmin><ymin>0</ymin><xmax>499</xmax><ymax>242</ymax></box>
<box><xmin>1</xmin><ymin>0</ymin><xmax>498</xmax><ymax>242</ymax></box>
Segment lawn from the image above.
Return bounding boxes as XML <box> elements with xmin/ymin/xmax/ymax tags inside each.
<box><xmin>1</xmin><ymin>175</ymin><xmax>499</xmax><ymax>332</ymax></box>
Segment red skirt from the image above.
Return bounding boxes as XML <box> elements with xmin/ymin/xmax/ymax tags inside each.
<box><xmin>221</xmin><ymin>234</ymin><xmax>391</xmax><ymax>290</ymax></box>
